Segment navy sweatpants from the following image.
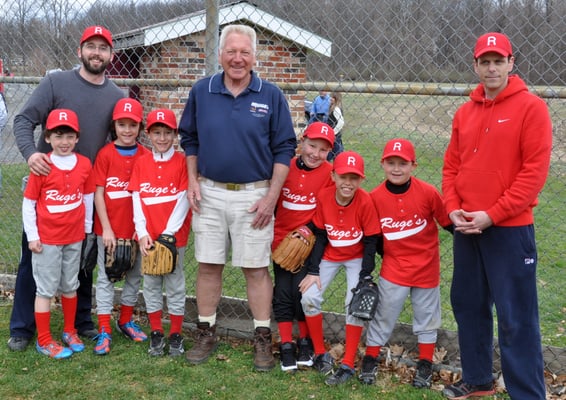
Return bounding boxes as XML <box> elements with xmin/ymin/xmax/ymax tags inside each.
<box><xmin>9</xmin><ymin>231</ymin><xmax>95</xmax><ymax>338</ymax></box>
<box><xmin>451</xmin><ymin>225</ymin><xmax>546</xmax><ymax>399</ymax></box>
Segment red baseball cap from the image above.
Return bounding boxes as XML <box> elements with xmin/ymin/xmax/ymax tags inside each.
<box><xmin>474</xmin><ymin>32</ymin><xmax>512</xmax><ymax>58</ymax></box>
<box><xmin>146</xmin><ymin>109</ymin><xmax>177</xmax><ymax>130</ymax></box>
<box><xmin>46</xmin><ymin>109</ymin><xmax>80</xmax><ymax>132</ymax></box>
<box><xmin>381</xmin><ymin>138</ymin><xmax>416</xmax><ymax>162</ymax></box>
<box><xmin>113</xmin><ymin>98</ymin><xmax>143</xmax><ymax>123</ymax></box>
<box><xmin>333</xmin><ymin>150</ymin><xmax>365</xmax><ymax>178</ymax></box>
<box><xmin>303</xmin><ymin>122</ymin><xmax>335</xmax><ymax>147</ymax></box>
<box><xmin>80</xmin><ymin>26</ymin><xmax>113</xmax><ymax>48</ymax></box>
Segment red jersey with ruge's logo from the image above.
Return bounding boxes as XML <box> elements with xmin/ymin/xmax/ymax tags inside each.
<box><xmin>92</xmin><ymin>143</ymin><xmax>150</xmax><ymax>238</ymax></box>
<box><xmin>24</xmin><ymin>153</ymin><xmax>94</xmax><ymax>245</ymax></box>
<box><xmin>313</xmin><ymin>186</ymin><xmax>381</xmax><ymax>262</ymax></box>
<box><xmin>370</xmin><ymin>177</ymin><xmax>451</xmax><ymax>288</ymax></box>
<box><xmin>128</xmin><ymin>151</ymin><xmax>191</xmax><ymax>246</ymax></box>
<box><xmin>273</xmin><ymin>157</ymin><xmax>334</xmax><ymax>249</ymax></box>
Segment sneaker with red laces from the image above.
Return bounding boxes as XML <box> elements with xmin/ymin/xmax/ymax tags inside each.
<box><xmin>442</xmin><ymin>380</ymin><xmax>495</xmax><ymax>399</ymax></box>
<box><xmin>117</xmin><ymin>320</ymin><xmax>148</xmax><ymax>342</ymax></box>
<box><xmin>36</xmin><ymin>341</ymin><xmax>73</xmax><ymax>359</ymax></box>
<box><xmin>62</xmin><ymin>332</ymin><xmax>85</xmax><ymax>352</ymax></box>
<box><xmin>93</xmin><ymin>329</ymin><xmax>112</xmax><ymax>355</ymax></box>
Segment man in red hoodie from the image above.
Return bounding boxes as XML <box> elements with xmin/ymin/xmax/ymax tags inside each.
<box><xmin>441</xmin><ymin>32</ymin><xmax>551</xmax><ymax>400</ymax></box>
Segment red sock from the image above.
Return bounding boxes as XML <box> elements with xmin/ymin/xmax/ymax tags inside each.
<box><xmin>297</xmin><ymin>320</ymin><xmax>309</xmax><ymax>338</ymax></box>
<box><xmin>97</xmin><ymin>314</ymin><xmax>112</xmax><ymax>334</ymax></box>
<box><xmin>277</xmin><ymin>321</ymin><xmax>293</xmax><ymax>343</ymax></box>
<box><xmin>35</xmin><ymin>311</ymin><xmax>52</xmax><ymax>347</ymax></box>
<box><xmin>61</xmin><ymin>295</ymin><xmax>77</xmax><ymax>334</ymax></box>
<box><xmin>169</xmin><ymin>314</ymin><xmax>184</xmax><ymax>335</ymax></box>
<box><xmin>365</xmin><ymin>345</ymin><xmax>381</xmax><ymax>358</ymax></box>
<box><xmin>418</xmin><ymin>342</ymin><xmax>435</xmax><ymax>362</ymax></box>
<box><xmin>305</xmin><ymin>314</ymin><xmax>325</xmax><ymax>354</ymax></box>
<box><xmin>342</xmin><ymin>324</ymin><xmax>363</xmax><ymax>369</ymax></box>
<box><xmin>119</xmin><ymin>304</ymin><xmax>134</xmax><ymax>325</ymax></box>
<box><xmin>147</xmin><ymin>310</ymin><xmax>163</xmax><ymax>333</ymax></box>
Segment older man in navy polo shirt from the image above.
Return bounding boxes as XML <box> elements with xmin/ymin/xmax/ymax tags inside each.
<box><xmin>179</xmin><ymin>24</ymin><xmax>296</xmax><ymax>371</ymax></box>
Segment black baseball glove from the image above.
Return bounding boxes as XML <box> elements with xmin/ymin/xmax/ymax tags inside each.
<box><xmin>80</xmin><ymin>233</ymin><xmax>98</xmax><ymax>276</ymax></box>
<box><xmin>105</xmin><ymin>238</ymin><xmax>139</xmax><ymax>282</ymax></box>
<box><xmin>348</xmin><ymin>275</ymin><xmax>379</xmax><ymax>321</ymax></box>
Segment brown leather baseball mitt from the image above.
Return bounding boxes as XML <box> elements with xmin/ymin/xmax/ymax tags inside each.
<box><xmin>272</xmin><ymin>225</ymin><xmax>316</xmax><ymax>273</ymax></box>
<box><xmin>141</xmin><ymin>234</ymin><xmax>177</xmax><ymax>275</ymax></box>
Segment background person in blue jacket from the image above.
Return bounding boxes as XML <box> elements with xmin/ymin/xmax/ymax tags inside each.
<box><xmin>309</xmin><ymin>89</ymin><xmax>330</xmax><ymax>124</ymax></box>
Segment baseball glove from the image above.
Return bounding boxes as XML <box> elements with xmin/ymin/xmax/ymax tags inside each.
<box><xmin>272</xmin><ymin>225</ymin><xmax>316</xmax><ymax>273</ymax></box>
<box><xmin>348</xmin><ymin>276</ymin><xmax>379</xmax><ymax>321</ymax></box>
<box><xmin>80</xmin><ymin>233</ymin><xmax>98</xmax><ymax>276</ymax></box>
<box><xmin>141</xmin><ymin>234</ymin><xmax>177</xmax><ymax>275</ymax></box>
<box><xmin>104</xmin><ymin>238</ymin><xmax>139</xmax><ymax>282</ymax></box>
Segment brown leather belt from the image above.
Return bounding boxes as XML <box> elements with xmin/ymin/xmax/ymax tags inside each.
<box><xmin>199</xmin><ymin>177</ymin><xmax>270</xmax><ymax>191</ymax></box>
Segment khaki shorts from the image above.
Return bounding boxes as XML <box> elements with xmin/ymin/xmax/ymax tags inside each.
<box><xmin>192</xmin><ymin>179</ymin><xmax>274</xmax><ymax>268</ymax></box>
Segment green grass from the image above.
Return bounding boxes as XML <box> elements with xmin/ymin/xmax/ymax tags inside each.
<box><xmin>0</xmin><ymin>302</ymin><xmax>512</xmax><ymax>400</ymax></box>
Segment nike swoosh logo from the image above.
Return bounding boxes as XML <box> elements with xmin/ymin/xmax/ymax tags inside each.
<box><xmin>498</xmin><ymin>119</ymin><xmax>510</xmax><ymax>123</ymax></box>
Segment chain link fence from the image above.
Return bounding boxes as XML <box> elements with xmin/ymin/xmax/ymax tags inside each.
<box><xmin>1</xmin><ymin>0</ymin><xmax>564</xmax><ymax>380</ymax></box>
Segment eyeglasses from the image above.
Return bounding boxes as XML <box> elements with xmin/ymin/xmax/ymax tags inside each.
<box><xmin>83</xmin><ymin>43</ymin><xmax>111</xmax><ymax>53</ymax></box>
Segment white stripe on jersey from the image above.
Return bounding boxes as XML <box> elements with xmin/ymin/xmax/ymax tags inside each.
<box><xmin>46</xmin><ymin>198</ymin><xmax>82</xmax><ymax>213</ymax></box>
<box><xmin>142</xmin><ymin>195</ymin><xmax>178</xmax><ymax>205</ymax></box>
<box><xmin>107</xmin><ymin>190</ymin><xmax>132</xmax><ymax>199</ymax></box>
<box><xmin>282</xmin><ymin>200</ymin><xmax>316</xmax><ymax>211</ymax></box>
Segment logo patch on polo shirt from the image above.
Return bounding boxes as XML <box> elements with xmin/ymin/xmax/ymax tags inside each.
<box><xmin>250</xmin><ymin>101</ymin><xmax>269</xmax><ymax>117</ymax></box>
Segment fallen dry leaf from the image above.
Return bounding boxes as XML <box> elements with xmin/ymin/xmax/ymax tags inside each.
<box><xmin>328</xmin><ymin>342</ymin><xmax>344</xmax><ymax>360</ymax></box>
<box><xmin>433</xmin><ymin>346</ymin><xmax>447</xmax><ymax>364</ymax></box>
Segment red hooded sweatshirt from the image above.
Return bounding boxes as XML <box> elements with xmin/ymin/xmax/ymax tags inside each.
<box><xmin>442</xmin><ymin>75</ymin><xmax>552</xmax><ymax>226</ymax></box>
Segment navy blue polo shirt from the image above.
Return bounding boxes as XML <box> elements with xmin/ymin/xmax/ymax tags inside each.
<box><xmin>179</xmin><ymin>71</ymin><xmax>296</xmax><ymax>183</ymax></box>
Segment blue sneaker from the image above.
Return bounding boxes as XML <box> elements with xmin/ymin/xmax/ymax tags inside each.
<box><xmin>93</xmin><ymin>329</ymin><xmax>112</xmax><ymax>355</ymax></box>
<box><xmin>36</xmin><ymin>341</ymin><xmax>73</xmax><ymax>359</ymax></box>
<box><xmin>62</xmin><ymin>332</ymin><xmax>85</xmax><ymax>352</ymax></box>
<box><xmin>117</xmin><ymin>320</ymin><xmax>148</xmax><ymax>342</ymax></box>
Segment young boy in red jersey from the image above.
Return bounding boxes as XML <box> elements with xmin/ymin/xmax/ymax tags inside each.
<box><xmin>272</xmin><ymin>122</ymin><xmax>335</xmax><ymax>372</ymax></box>
<box><xmin>129</xmin><ymin>109</ymin><xmax>191</xmax><ymax>357</ymax></box>
<box><xmin>299</xmin><ymin>150</ymin><xmax>381</xmax><ymax>385</ymax></box>
<box><xmin>92</xmin><ymin>98</ymin><xmax>151</xmax><ymax>355</ymax></box>
<box><xmin>22</xmin><ymin>109</ymin><xmax>95</xmax><ymax>359</ymax></box>
<box><xmin>359</xmin><ymin>138</ymin><xmax>452</xmax><ymax>388</ymax></box>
